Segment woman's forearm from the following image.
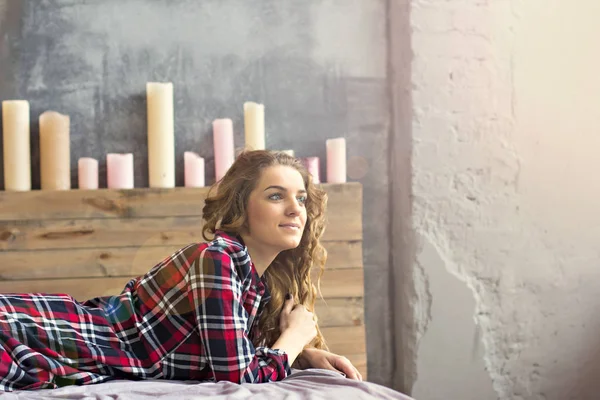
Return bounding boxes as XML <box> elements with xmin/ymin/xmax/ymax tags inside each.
<box><xmin>272</xmin><ymin>330</ymin><xmax>306</xmax><ymax>366</ymax></box>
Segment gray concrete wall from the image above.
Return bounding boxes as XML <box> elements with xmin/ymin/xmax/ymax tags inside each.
<box><xmin>0</xmin><ymin>0</ymin><xmax>395</xmax><ymax>387</ymax></box>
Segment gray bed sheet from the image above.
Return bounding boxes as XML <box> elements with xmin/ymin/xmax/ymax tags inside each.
<box><xmin>0</xmin><ymin>369</ymin><xmax>414</xmax><ymax>400</ymax></box>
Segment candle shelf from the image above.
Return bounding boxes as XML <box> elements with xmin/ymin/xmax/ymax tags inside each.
<box><xmin>0</xmin><ymin>182</ymin><xmax>367</xmax><ymax>378</ymax></box>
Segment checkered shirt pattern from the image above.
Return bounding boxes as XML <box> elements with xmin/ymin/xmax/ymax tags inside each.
<box><xmin>0</xmin><ymin>230</ymin><xmax>291</xmax><ymax>391</ymax></box>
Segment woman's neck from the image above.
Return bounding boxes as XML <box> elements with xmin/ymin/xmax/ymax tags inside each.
<box><xmin>239</xmin><ymin>233</ymin><xmax>277</xmax><ymax>277</ymax></box>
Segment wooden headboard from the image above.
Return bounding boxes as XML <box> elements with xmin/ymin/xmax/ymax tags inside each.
<box><xmin>0</xmin><ymin>182</ymin><xmax>365</xmax><ymax>378</ymax></box>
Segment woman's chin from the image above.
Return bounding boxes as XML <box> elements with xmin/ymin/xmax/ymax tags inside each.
<box><xmin>280</xmin><ymin>237</ymin><xmax>301</xmax><ymax>250</ymax></box>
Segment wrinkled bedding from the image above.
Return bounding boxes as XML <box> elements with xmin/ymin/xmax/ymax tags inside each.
<box><xmin>0</xmin><ymin>369</ymin><xmax>414</xmax><ymax>400</ymax></box>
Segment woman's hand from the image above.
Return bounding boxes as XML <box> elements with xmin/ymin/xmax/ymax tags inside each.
<box><xmin>272</xmin><ymin>294</ymin><xmax>318</xmax><ymax>366</ymax></box>
<box><xmin>299</xmin><ymin>347</ymin><xmax>363</xmax><ymax>381</ymax></box>
<box><xmin>279</xmin><ymin>294</ymin><xmax>317</xmax><ymax>347</ymax></box>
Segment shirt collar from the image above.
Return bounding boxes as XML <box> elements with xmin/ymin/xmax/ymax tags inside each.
<box><xmin>214</xmin><ymin>230</ymin><xmax>271</xmax><ymax>303</ymax></box>
<box><xmin>214</xmin><ymin>229</ymin><xmax>246</xmax><ymax>252</ymax></box>
<box><xmin>260</xmin><ymin>278</ymin><xmax>271</xmax><ymax>304</ymax></box>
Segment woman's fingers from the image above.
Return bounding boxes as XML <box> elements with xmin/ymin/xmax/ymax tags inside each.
<box><xmin>282</xmin><ymin>293</ymin><xmax>295</xmax><ymax>314</ymax></box>
<box><xmin>352</xmin><ymin>366</ymin><xmax>363</xmax><ymax>381</ymax></box>
<box><xmin>334</xmin><ymin>356</ymin><xmax>361</xmax><ymax>380</ymax></box>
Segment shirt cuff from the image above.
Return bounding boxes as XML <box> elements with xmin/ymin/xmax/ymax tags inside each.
<box><xmin>256</xmin><ymin>347</ymin><xmax>293</xmax><ymax>379</ymax></box>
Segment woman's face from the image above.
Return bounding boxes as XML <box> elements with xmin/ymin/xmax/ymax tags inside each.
<box><xmin>245</xmin><ymin>165</ymin><xmax>308</xmax><ymax>252</ymax></box>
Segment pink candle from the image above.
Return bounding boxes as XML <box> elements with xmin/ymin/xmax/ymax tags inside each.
<box><xmin>326</xmin><ymin>138</ymin><xmax>347</xmax><ymax>183</ymax></box>
<box><xmin>184</xmin><ymin>151</ymin><xmax>205</xmax><ymax>187</ymax></box>
<box><xmin>107</xmin><ymin>153</ymin><xmax>134</xmax><ymax>189</ymax></box>
<box><xmin>78</xmin><ymin>157</ymin><xmax>98</xmax><ymax>189</ymax></box>
<box><xmin>213</xmin><ymin>118</ymin><xmax>235</xmax><ymax>182</ymax></box>
<box><xmin>303</xmin><ymin>157</ymin><xmax>320</xmax><ymax>184</ymax></box>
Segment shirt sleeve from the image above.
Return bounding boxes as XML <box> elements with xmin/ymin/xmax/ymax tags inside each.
<box><xmin>186</xmin><ymin>247</ymin><xmax>292</xmax><ymax>383</ymax></box>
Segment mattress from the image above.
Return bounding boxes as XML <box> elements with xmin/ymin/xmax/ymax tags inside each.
<box><xmin>0</xmin><ymin>369</ymin><xmax>413</xmax><ymax>400</ymax></box>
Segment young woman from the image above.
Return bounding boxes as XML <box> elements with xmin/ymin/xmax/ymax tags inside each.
<box><xmin>0</xmin><ymin>150</ymin><xmax>362</xmax><ymax>391</ymax></box>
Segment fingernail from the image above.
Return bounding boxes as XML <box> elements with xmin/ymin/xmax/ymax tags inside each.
<box><xmin>285</xmin><ymin>293</ymin><xmax>291</xmax><ymax>300</ymax></box>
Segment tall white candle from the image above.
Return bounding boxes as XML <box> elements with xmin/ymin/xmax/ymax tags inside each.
<box><xmin>39</xmin><ymin>111</ymin><xmax>71</xmax><ymax>190</ymax></box>
<box><xmin>243</xmin><ymin>101</ymin><xmax>265</xmax><ymax>150</ymax></box>
<box><xmin>107</xmin><ymin>153</ymin><xmax>134</xmax><ymax>189</ymax></box>
<box><xmin>2</xmin><ymin>100</ymin><xmax>31</xmax><ymax>191</ymax></box>
<box><xmin>326</xmin><ymin>138</ymin><xmax>347</xmax><ymax>183</ymax></box>
<box><xmin>78</xmin><ymin>157</ymin><xmax>99</xmax><ymax>189</ymax></box>
<box><xmin>184</xmin><ymin>151</ymin><xmax>205</xmax><ymax>187</ymax></box>
<box><xmin>213</xmin><ymin>118</ymin><xmax>235</xmax><ymax>182</ymax></box>
<box><xmin>147</xmin><ymin>82</ymin><xmax>175</xmax><ymax>188</ymax></box>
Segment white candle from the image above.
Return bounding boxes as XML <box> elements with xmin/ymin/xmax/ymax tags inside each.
<box><xmin>2</xmin><ymin>100</ymin><xmax>31</xmax><ymax>191</ymax></box>
<box><xmin>184</xmin><ymin>151</ymin><xmax>205</xmax><ymax>187</ymax></box>
<box><xmin>281</xmin><ymin>149</ymin><xmax>295</xmax><ymax>157</ymax></box>
<box><xmin>107</xmin><ymin>153</ymin><xmax>134</xmax><ymax>189</ymax></box>
<box><xmin>213</xmin><ymin>118</ymin><xmax>235</xmax><ymax>182</ymax></box>
<box><xmin>326</xmin><ymin>138</ymin><xmax>347</xmax><ymax>183</ymax></box>
<box><xmin>39</xmin><ymin>111</ymin><xmax>71</xmax><ymax>190</ymax></box>
<box><xmin>78</xmin><ymin>157</ymin><xmax>99</xmax><ymax>189</ymax></box>
<box><xmin>243</xmin><ymin>101</ymin><xmax>265</xmax><ymax>150</ymax></box>
<box><xmin>147</xmin><ymin>82</ymin><xmax>175</xmax><ymax>188</ymax></box>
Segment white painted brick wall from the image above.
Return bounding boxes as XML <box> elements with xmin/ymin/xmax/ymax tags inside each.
<box><xmin>408</xmin><ymin>0</ymin><xmax>600</xmax><ymax>399</ymax></box>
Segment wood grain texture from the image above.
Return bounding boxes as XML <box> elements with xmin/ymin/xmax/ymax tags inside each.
<box><xmin>0</xmin><ymin>184</ymin><xmax>361</xmax><ymax>249</ymax></box>
<box><xmin>0</xmin><ymin>183</ymin><xmax>361</xmax><ymax>220</ymax></box>
<box><xmin>0</xmin><ymin>183</ymin><xmax>367</xmax><ymax>374</ymax></box>
<box><xmin>0</xmin><ymin>241</ymin><xmax>363</xmax><ymax>280</ymax></box>
<box><xmin>322</xmin><ymin>326</ymin><xmax>366</xmax><ymax>355</ymax></box>
<box><xmin>0</xmin><ymin>270</ymin><xmax>363</xmax><ymax>302</ymax></box>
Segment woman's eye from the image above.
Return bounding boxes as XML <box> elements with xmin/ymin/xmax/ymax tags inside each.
<box><xmin>268</xmin><ymin>193</ymin><xmax>283</xmax><ymax>200</ymax></box>
<box><xmin>297</xmin><ymin>196</ymin><xmax>307</xmax><ymax>204</ymax></box>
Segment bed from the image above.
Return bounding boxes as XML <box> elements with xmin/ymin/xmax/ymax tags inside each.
<box><xmin>0</xmin><ymin>369</ymin><xmax>413</xmax><ymax>399</ymax></box>
<box><xmin>0</xmin><ymin>182</ymin><xmax>413</xmax><ymax>399</ymax></box>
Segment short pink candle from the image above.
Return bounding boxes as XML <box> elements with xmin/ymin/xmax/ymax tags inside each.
<box><xmin>78</xmin><ymin>157</ymin><xmax>98</xmax><ymax>189</ymax></box>
<box><xmin>326</xmin><ymin>138</ymin><xmax>347</xmax><ymax>183</ymax></box>
<box><xmin>184</xmin><ymin>151</ymin><xmax>205</xmax><ymax>187</ymax></box>
<box><xmin>213</xmin><ymin>118</ymin><xmax>235</xmax><ymax>182</ymax></box>
<box><xmin>107</xmin><ymin>153</ymin><xmax>134</xmax><ymax>189</ymax></box>
<box><xmin>303</xmin><ymin>157</ymin><xmax>320</xmax><ymax>184</ymax></box>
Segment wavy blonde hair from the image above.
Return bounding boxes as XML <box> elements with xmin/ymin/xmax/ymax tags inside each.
<box><xmin>201</xmin><ymin>149</ymin><xmax>329</xmax><ymax>351</ymax></box>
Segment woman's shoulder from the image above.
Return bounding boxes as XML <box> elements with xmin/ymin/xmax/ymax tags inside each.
<box><xmin>203</xmin><ymin>230</ymin><xmax>246</xmax><ymax>257</ymax></box>
<box><xmin>194</xmin><ymin>230</ymin><xmax>253</xmax><ymax>279</ymax></box>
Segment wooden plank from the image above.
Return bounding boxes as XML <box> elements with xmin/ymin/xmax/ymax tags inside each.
<box><xmin>0</xmin><ymin>187</ymin><xmax>208</xmax><ymax>220</ymax></box>
<box><xmin>0</xmin><ymin>241</ymin><xmax>363</xmax><ymax>280</ymax></box>
<box><xmin>0</xmin><ymin>217</ymin><xmax>205</xmax><ymax>251</ymax></box>
<box><xmin>315</xmin><ymin>297</ymin><xmax>364</xmax><ymax>327</ymax></box>
<box><xmin>321</xmin><ymin>326</ymin><xmax>367</xmax><ymax>378</ymax></box>
<box><xmin>0</xmin><ymin>216</ymin><xmax>360</xmax><ymax>252</ymax></box>
<box><xmin>323</xmin><ymin>241</ymin><xmax>363</xmax><ymax>269</ymax></box>
<box><xmin>0</xmin><ymin>245</ymin><xmax>176</xmax><ymax>280</ymax></box>
<box><xmin>0</xmin><ymin>183</ymin><xmax>362</xmax><ymax>221</ymax></box>
<box><xmin>322</xmin><ymin>183</ymin><xmax>363</xmax><ymax>241</ymax></box>
<box><xmin>317</xmin><ymin>268</ymin><xmax>364</xmax><ymax>298</ymax></box>
<box><xmin>321</xmin><ymin>326</ymin><xmax>366</xmax><ymax>355</ymax></box>
<box><xmin>0</xmin><ymin>271</ymin><xmax>364</xmax><ymax>303</ymax></box>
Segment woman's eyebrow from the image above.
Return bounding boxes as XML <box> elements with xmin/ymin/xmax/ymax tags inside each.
<box><xmin>263</xmin><ymin>185</ymin><xmax>307</xmax><ymax>194</ymax></box>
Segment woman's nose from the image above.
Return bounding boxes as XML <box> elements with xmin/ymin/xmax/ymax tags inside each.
<box><xmin>286</xmin><ymin>199</ymin><xmax>302</xmax><ymax>215</ymax></box>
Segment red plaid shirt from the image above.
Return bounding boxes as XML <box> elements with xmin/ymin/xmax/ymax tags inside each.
<box><xmin>0</xmin><ymin>230</ymin><xmax>291</xmax><ymax>391</ymax></box>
